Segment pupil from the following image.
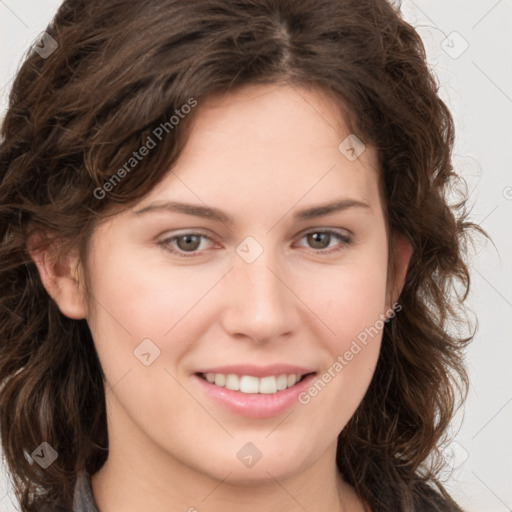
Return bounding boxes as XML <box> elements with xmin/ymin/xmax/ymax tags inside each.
<box><xmin>308</xmin><ymin>232</ymin><xmax>329</xmax><ymax>249</ymax></box>
<box><xmin>178</xmin><ymin>235</ymin><xmax>200</xmax><ymax>251</ymax></box>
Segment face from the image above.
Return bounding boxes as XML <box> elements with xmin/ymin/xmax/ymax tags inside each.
<box><xmin>80</xmin><ymin>84</ymin><xmax>395</xmax><ymax>483</ymax></box>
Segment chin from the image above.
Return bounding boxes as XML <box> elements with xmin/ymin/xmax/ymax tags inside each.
<box><xmin>190</xmin><ymin>436</ymin><xmax>323</xmax><ymax>485</ymax></box>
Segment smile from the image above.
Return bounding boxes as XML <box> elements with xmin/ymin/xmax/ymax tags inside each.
<box><xmin>199</xmin><ymin>372</ymin><xmax>307</xmax><ymax>394</ymax></box>
<box><xmin>194</xmin><ymin>365</ymin><xmax>317</xmax><ymax>418</ymax></box>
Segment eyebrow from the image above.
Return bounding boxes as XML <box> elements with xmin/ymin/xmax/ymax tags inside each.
<box><xmin>132</xmin><ymin>198</ymin><xmax>370</xmax><ymax>224</ymax></box>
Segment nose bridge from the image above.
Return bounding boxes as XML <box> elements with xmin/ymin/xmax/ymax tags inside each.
<box><xmin>241</xmin><ymin>253</ymin><xmax>282</xmax><ymax>303</ymax></box>
<box><xmin>222</xmin><ymin>239</ymin><xmax>297</xmax><ymax>342</ymax></box>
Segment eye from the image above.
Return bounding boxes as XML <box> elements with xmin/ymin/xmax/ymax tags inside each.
<box><xmin>295</xmin><ymin>229</ymin><xmax>352</xmax><ymax>254</ymax></box>
<box><xmin>158</xmin><ymin>232</ymin><xmax>215</xmax><ymax>257</ymax></box>
<box><xmin>158</xmin><ymin>229</ymin><xmax>352</xmax><ymax>258</ymax></box>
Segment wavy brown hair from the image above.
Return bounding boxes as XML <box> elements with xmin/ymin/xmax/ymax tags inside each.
<box><xmin>0</xmin><ymin>0</ymin><xmax>479</xmax><ymax>510</ymax></box>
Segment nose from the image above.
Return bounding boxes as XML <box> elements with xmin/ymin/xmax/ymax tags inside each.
<box><xmin>220</xmin><ymin>245</ymin><xmax>300</xmax><ymax>345</ymax></box>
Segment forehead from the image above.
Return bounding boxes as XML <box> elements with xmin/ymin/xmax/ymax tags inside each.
<box><xmin>140</xmin><ymin>84</ymin><xmax>381</xmax><ymax>214</ymax></box>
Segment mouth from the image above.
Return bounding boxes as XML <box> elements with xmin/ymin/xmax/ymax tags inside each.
<box><xmin>193</xmin><ymin>365</ymin><xmax>317</xmax><ymax>418</ymax></box>
<box><xmin>197</xmin><ymin>372</ymin><xmax>312</xmax><ymax>394</ymax></box>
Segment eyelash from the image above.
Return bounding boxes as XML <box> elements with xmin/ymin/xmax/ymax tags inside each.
<box><xmin>157</xmin><ymin>229</ymin><xmax>353</xmax><ymax>258</ymax></box>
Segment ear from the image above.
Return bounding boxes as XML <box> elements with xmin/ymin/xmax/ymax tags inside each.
<box><xmin>27</xmin><ymin>234</ymin><xmax>88</xmax><ymax>320</ymax></box>
<box><xmin>386</xmin><ymin>233</ymin><xmax>413</xmax><ymax>310</ymax></box>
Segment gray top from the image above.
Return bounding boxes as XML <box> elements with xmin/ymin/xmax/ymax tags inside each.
<box><xmin>73</xmin><ymin>471</ymin><xmax>99</xmax><ymax>512</ymax></box>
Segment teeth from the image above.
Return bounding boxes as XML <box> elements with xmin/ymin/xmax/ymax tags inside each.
<box><xmin>203</xmin><ymin>372</ymin><xmax>305</xmax><ymax>394</ymax></box>
<box><xmin>225</xmin><ymin>374</ymin><xmax>239</xmax><ymax>391</ymax></box>
<box><xmin>287</xmin><ymin>374</ymin><xmax>298</xmax><ymax>387</ymax></box>
<box><xmin>259</xmin><ymin>376</ymin><xmax>277</xmax><ymax>394</ymax></box>
<box><xmin>276</xmin><ymin>374</ymin><xmax>288</xmax><ymax>391</ymax></box>
<box><xmin>240</xmin><ymin>375</ymin><xmax>259</xmax><ymax>393</ymax></box>
<box><xmin>214</xmin><ymin>373</ymin><xmax>226</xmax><ymax>387</ymax></box>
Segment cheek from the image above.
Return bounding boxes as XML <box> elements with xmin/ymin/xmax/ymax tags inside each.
<box><xmin>87</xmin><ymin>246</ymin><xmax>217</xmax><ymax>344</ymax></box>
<box><xmin>84</xmin><ymin>247</ymin><xmax>218</xmax><ymax>439</ymax></box>
<box><xmin>309</xmin><ymin>251</ymin><xmax>389</xmax><ymax>354</ymax></box>
<box><xmin>84</xmin><ymin>242</ymin><xmax>222</xmax><ymax>396</ymax></box>
<box><xmin>295</xmin><ymin>248</ymin><xmax>389</xmax><ymax>425</ymax></box>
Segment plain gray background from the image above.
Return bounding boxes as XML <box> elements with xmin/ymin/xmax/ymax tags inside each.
<box><xmin>0</xmin><ymin>1</ymin><xmax>511</xmax><ymax>510</ymax></box>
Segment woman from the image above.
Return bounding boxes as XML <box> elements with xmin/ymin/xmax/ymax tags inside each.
<box><xmin>0</xmin><ymin>0</ymin><xmax>479</xmax><ymax>510</ymax></box>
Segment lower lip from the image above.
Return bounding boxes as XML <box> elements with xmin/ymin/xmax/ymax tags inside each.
<box><xmin>194</xmin><ymin>373</ymin><xmax>317</xmax><ymax>418</ymax></box>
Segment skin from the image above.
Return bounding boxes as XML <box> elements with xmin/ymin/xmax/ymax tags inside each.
<box><xmin>32</xmin><ymin>83</ymin><xmax>411</xmax><ymax>511</ymax></box>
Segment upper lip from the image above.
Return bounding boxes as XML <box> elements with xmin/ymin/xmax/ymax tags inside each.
<box><xmin>194</xmin><ymin>364</ymin><xmax>316</xmax><ymax>378</ymax></box>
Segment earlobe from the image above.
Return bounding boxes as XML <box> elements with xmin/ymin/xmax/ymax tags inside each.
<box><xmin>27</xmin><ymin>234</ymin><xmax>87</xmax><ymax>320</ymax></box>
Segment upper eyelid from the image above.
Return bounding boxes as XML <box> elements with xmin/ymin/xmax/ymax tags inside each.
<box><xmin>159</xmin><ymin>229</ymin><xmax>217</xmax><ymax>244</ymax></box>
<box><xmin>295</xmin><ymin>226</ymin><xmax>352</xmax><ymax>238</ymax></box>
<box><xmin>159</xmin><ymin>226</ymin><xmax>351</xmax><ymax>241</ymax></box>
